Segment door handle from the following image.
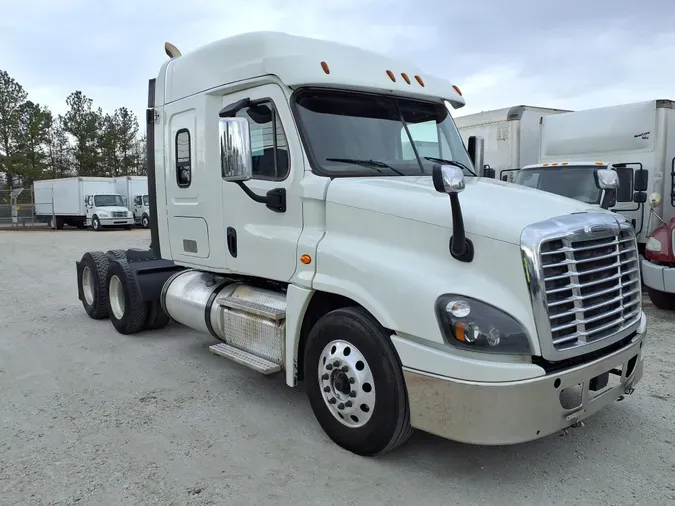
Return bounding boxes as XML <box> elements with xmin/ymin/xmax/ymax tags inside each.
<box><xmin>227</xmin><ymin>227</ymin><xmax>237</xmax><ymax>258</ymax></box>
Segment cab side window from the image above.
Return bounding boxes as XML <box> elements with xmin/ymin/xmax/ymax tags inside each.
<box><xmin>235</xmin><ymin>101</ymin><xmax>290</xmax><ymax>180</ymax></box>
<box><xmin>176</xmin><ymin>129</ymin><xmax>192</xmax><ymax>188</ymax></box>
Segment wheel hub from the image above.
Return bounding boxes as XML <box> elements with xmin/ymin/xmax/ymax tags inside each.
<box><xmin>82</xmin><ymin>266</ymin><xmax>94</xmax><ymax>305</ymax></box>
<box><xmin>318</xmin><ymin>340</ymin><xmax>376</xmax><ymax>428</ymax></box>
<box><xmin>108</xmin><ymin>275</ymin><xmax>125</xmax><ymax>320</ymax></box>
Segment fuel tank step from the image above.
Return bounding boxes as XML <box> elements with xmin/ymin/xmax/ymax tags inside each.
<box><xmin>208</xmin><ymin>342</ymin><xmax>281</xmax><ymax>375</ymax></box>
<box><xmin>217</xmin><ymin>295</ymin><xmax>285</xmax><ymax>320</ymax></box>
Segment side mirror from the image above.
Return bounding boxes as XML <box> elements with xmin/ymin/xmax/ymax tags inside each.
<box><xmin>594</xmin><ymin>169</ymin><xmax>619</xmax><ymax>210</ymax></box>
<box><xmin>432</xmin><ymin>165</ymin><xmax>465</xmax><ymax>194</ymax></box>
<box><xmin>467</xmin><ymin>135</ymin><xmax>484</xmax><ymax>175</ymax></box>
<box><xmin>633</xmin><ymin>191</ymin><xmax>647</xmax><ymax>204</ymax></box>
<box><xmin>219</xmin><ymin>117</ymin><xmax>253</xmax><ymax>182</ymax></box>
<box><xmin>634</xmin><ymin>168</ymin><xmax>648</xmax><ymax>192</ymax></box>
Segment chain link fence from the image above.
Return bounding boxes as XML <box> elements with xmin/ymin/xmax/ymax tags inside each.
<box><xmin>0</xmin><ymin>188</ymin><xmax>54</xmax><ymax>229</ymax></box>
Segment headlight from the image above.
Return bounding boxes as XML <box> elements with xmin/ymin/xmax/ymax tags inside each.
<box><xmin>435</xmin><ymin>295</ymin><xmax>532</xmax><ymax>355</ymax></box>
<box><xmin>645</xmin><ymin>237</ymin><xmax>662</xmax><ymax>252</ymax></box>
<box><xmin>98</xmin><ymin>212</ymin><xmax>109</xmax><ymax>217</ymax></box>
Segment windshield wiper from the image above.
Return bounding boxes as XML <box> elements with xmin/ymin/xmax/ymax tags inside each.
<box><xmin>326</xmin><ymin>158</ymin><xmax>406</xmax><ymax>176</ymax></box>
<box><xmin>424</xmin><ymin>156</ymin><xmax>476</xmax><ymax>176</ymax></box>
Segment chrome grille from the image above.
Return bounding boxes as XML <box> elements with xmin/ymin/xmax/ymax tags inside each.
<box><xmin>112</xmin><ymin>211</ymin><xmax>127</xmax><ymax>218</ymax></box>
<box><xmin>540</xmin><ymin>224</ymin><xmax>641</xmax><ymax>351</ymax></box>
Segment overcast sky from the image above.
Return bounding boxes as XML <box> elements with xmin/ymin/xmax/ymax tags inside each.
<box><xmin>1</xmin><ymin>0</ymin><xmax>673</xmax><ymax>123</ymax></box>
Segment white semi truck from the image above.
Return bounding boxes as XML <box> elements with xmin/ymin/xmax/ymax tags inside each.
<box><xmin>455</xmin><ymin>105</ymin><xmax>571</xmax><ymax>181</ymax></box>
<box><xmin>513</xmin><ymin>99</ymin><xmax>675</xmax><ymax>248</ymax></box>
<box><xmin>74</xmin><ymin>32</ymin><xmax>647</xmax><ymax>456</ymax></box>
<box><xmin>34</xmin><ymin>176</ymin><xmax>135</xmax><ymax>230</ymax></box>
<box><xmin>114</xmin><ymin>175</ymin><xmax>151</xmax><ymax>228</ymax></box>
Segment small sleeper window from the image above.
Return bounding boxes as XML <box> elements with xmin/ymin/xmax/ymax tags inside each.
<box><xmin>176</xmin><ymin>129</ymin><xmax>192</xmax><ymax>188</ymax></box>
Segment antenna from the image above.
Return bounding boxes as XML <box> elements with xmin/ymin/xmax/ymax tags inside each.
<box><xmin>165</xmin><ymin>42</ymin><xmax>182</xmax><ymax>59</ymax></box>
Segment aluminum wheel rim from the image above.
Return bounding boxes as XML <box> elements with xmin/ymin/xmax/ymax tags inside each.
<box><xmin>142</xmin><ymin>217</ymin><xmax>148</xmax><ymax>227</ymax></box>
<box><xmin>318</xmin><ymin>339</ymin><xmax>375</xmax><ymax>428</ymax></box>
<box><xmin>108</xmin><ymin>275</ymin><xmax>125</xmax><ymax>320</ymax></box>
<box><xmin>82</xmin><ymin>266</ymin><xmax>95</xmax><ymax>305</ymax></box>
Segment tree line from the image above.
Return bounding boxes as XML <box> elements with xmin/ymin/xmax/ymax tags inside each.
<box><xmin>0</xmin><ymin>69</ymin><xmax>146</xmax><ymax>189</ymax></box>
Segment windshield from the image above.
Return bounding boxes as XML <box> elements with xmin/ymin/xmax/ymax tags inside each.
<box><xmin>143</xmin><ymin>195</ymin><xmax>149</xmax><ymax>206</ymax></box>
<box><xmin>94</xmin><ymin>194</ymin><xmax>125</xmax><ymax>207</ymax></box>
<box><xmin>515</xmin><ymin>166</ymin><xmax>602</xmax><ymax>204</ymax></box>
<box><xmin>292</xmin><ymin>89</ymin><xmax>474</xmax><ymax>177</ymax></box>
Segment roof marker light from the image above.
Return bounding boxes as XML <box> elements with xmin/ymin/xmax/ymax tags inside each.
<box><xmin>320</xmin><ymin>61</ymin><xmax>330</xmax><ymax>74</ymax></box>
<box><xmin>401</xmin><ymin>72</ymin><xmax>411</xmax><ymax>84</ymax></box>
<box><xmin>414</xmin><ymin>75</ymin><xmax>425</xmax><ymax>87</ymax></box>
<box><xmin>452</xmin><ymin>85</ymin><xmax>462</xmax><ymax>96</ymax></box>
<box><xmin>595</xmin><ymin>161</ymin><xmax>604</xmax><ymax>166</ymax></box>
<box><xmin>386</xmin><ymin>70</ymin><xmax>396</xmax><ymax>82</ymax></box>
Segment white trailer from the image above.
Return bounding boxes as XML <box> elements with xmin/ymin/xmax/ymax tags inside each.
<box><xmin>454</xmin><ymin>105</ymin><xmax>570</xmax><ymax>181</ymax></box>
<box><xmin>33</xmin><ymin>176</ymin><xmax>135</xmax><ymax>230</ymax></box>
<box><xmin>74</xmin><ymin>32</ymin><xmax>646</xmax><ymax>457</ymax></box>
<box><xmin>114</xmin><ymin>176</ymin><xmax>151</xmax><ymax>228</ymax></box>
<box><xmin>514</xmin><ymin>99</ymin><xmax>675</xmax><ymax>247</ymax></box>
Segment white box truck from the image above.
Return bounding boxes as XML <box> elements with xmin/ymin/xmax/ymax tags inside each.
<box><xmin>74</xmin><ymin>32</ymin><xmax>646</xmax><ymax>457</ymax></box>
<box><xmin>34</xmin><ymin>176</ymin><xmax>136</xmax><ymax>230</ymax></box>
<box><xmin>114</xmin><ymin>176</ymin><xmax>151</xmax><ymax>228</ymax></box>
<box><xmin>455</xmin><ymin>105</ymin><xmax>571</xmax><ymax>181</ymax></box>
<box><xmin>514</xmin><ymin>99</ymin><xmax>675</xmax><ymax>249</ymax></box>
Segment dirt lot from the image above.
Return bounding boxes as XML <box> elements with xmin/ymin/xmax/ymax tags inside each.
<box><xmin>0</xmin><ymin>229</ymin><xmax>673</xmax><ymax>506</ymax></box>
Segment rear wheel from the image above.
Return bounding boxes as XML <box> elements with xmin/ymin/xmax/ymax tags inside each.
<box><xmin>106</xmin><ymin>259</ymin><xmax>148</xmax><ymax>334</ymax></box>
<box><xmin>79</xmin><ymin>251</ymin><xmax>110</xmax><ymax>319</ymax></box>
<box><xmin>106</xmin><ymin>249</ymin><xmax>127</xmax><ymax>261</ymax></box>
<box><xmin>647</xmin><ymin>287</ymin><xmax>675</xmax><ymax>310</ymax></box>
<box><xmin>303</xmin><ymin>306</ymin><xmax>413</xmax><ymax>456</ymax></box>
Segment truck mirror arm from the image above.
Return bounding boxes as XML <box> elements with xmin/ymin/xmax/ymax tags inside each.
<box><xmin>234</xmin><ymin>181</ymin><xmax>286</xmax><ymax>213</ymax></box>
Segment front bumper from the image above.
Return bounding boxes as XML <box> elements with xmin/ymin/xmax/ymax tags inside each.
<box><xmin>641</xmin><ymin>258</ymin><xmax>675</xmax><ymax>294</ymax></box>
<box><xmin>100</xmin><ymin>217</ymin><xmax>135</xmax><ymax>226</ymax></box>
<box><xmin>403</xmin><ymin>316</ymin><xmax>646</xmax><ymax>445</ymax></box>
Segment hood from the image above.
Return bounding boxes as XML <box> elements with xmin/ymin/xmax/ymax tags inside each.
<box><xmin>645</xmin><ymin>217</ymin><xmax>675</xmax><ymax>263</ymax></box>
<box><xmin>325</xmin><ymin>175</ymin><xmax>606</xmax><ymax>245</ymax></box>
<box><xmin>98</xmin><ymin>206</ymin><xmax>129</xmax><ymax>213</ymax></box>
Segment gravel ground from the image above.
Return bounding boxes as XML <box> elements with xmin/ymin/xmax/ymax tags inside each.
<box><xmin>0</xmin><ymin>229</ymin><xmax>674</xmax><ymax>506</ymax></box>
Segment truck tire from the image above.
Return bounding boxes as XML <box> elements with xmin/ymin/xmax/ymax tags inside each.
<box><xmin>646</xmin><ymin>287</ymin><xmax>675</xmax><ymax>310</ymax></box>
<box><xmin>105</xmin><ymin>258</ymin><xmax>149</xmax><ymax>335</ymax></box>
<box><xmin>92</xmin><ymin>215</ymin><xmax>102</xmax><ymax>231</ymax></box>
<box><xmin>141</xmin><ymin>214</ymin><xmax>150</xmax><ymax>229</ymax></box>
<box><xmin>144</xmin><ymin>299</ymin><xmax>171</xmax><ymax>330</ymax></box>
<box><xmin>79</xmin><ymin>251</ymin><xmax>111</xmax><ymax>319</ymax></box>
<box><xmin>106</xmin><ymin>249</ymin><xmax>127</xmax><ymax>261</ymax></box>
<box><xmin>303</xmin><ymin>306</ymin><xmax>413</xmax><ymax>456</ymax></box>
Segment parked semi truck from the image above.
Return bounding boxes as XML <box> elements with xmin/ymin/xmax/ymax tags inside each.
<box><xmin>75</xmin><ymin>32</ymin><xmax>647</xmax><ymax>456</ymax></box>
<box><xmin>114</xmin><ymin>175</ymin><xmax>151</xmax><ymax>228</ymax></box>
<box><xmin>34</xmin><ymin>177</ymin><xmax>135</xmax><ymax>230</ymax></box>
<box><xmin>513</xmin><ymin>100</ymin><xmax>675</xmax><ymax>247</ymax></box>
<box><xmin>455</xmin><ymin>105</ymin><xmax>570</xmax><ymax>181</ymax></box>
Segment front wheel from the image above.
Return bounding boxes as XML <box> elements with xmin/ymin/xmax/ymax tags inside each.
<box><xmin>91</xmin><ymin>215</ymin><xmax>102</xmax><ymax>231</ymax></box>
<box><xmin>647</xmin><ymin>287</ymin><xmax>675</xmax><ymax>310</ymax></box>
<box><xmin>141</xmin><ymin>214</ymin><xmax>150</xmax><ymax>229</ymax></box>
<box><xmin>303</xmin><ymin>306</ymin><xmax>413</xmax><ymax>456</ymax></box>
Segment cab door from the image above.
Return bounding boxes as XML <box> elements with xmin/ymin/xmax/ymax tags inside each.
<box><xmin>220</xmin><ymin>83</ymin><xmax>305</xmax><ymax>282</ymax></box>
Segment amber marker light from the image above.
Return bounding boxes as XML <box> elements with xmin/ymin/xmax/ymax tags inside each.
<box><xmin>320</xmin><ymin>61</ymin><xmax>330</xmax><ymax>74</ymax></box>
<box><xmin>300</xmin><ymin>254</ymin><xmax>312</xmax><ymax>265</ymax></box>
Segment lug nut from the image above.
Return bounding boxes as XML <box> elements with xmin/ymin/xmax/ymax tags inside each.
<box><xmin>329</xmin><ymin>397</ymin><xmax>336</xmax><ymax>404</ymax></box>
<box><xmin>341</xmin><ymin>365</ymin><xmax>349</xmax><ymax>372</ymax></box>
<box><xmin>326</xmin><ymin>364</ymin><xmax>333</xmax><ymax>370</ymax></box>
<box><xmin>333</xmin><ymin>361</ymin><xmax>340</xmax><ymax>367</ymax></box>
<box><xmin>324</xmin><ymin>386</ymin><xmax>330</xmax><ymax>392</ymax></box>
<box><xmin>321</xmin><ymin>373</ymin><xmax>329</xmax><ymax>380</ymax></box>
<box><xmin>345</xmin><ymin>401</ymin><xmax>353</xmax><ymax>408</ymax></box>
<box><xmin>338</xmin><ymin>403</ymin><xmax>345</xmax><ymax>410</ymax></box>
<box><xmin>349</xmin><ymin>391</ymin><xmax>356</xmax><ymax>398</ymax></box>
<box><xmin>349</xmin><ymin>377</ymin><xmax>355</xmax><ymax>384</ymax></box>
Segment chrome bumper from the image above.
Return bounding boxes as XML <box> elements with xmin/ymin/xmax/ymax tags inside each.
<box><xmin>403</xmin><ymin>318</ymin><xmax>646</xmax><ymax>445</ymax></box>
<box><xmin>100</xmin><ymin>217</ymin><xmax>134</xmax><ymax>226</ymax></box>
